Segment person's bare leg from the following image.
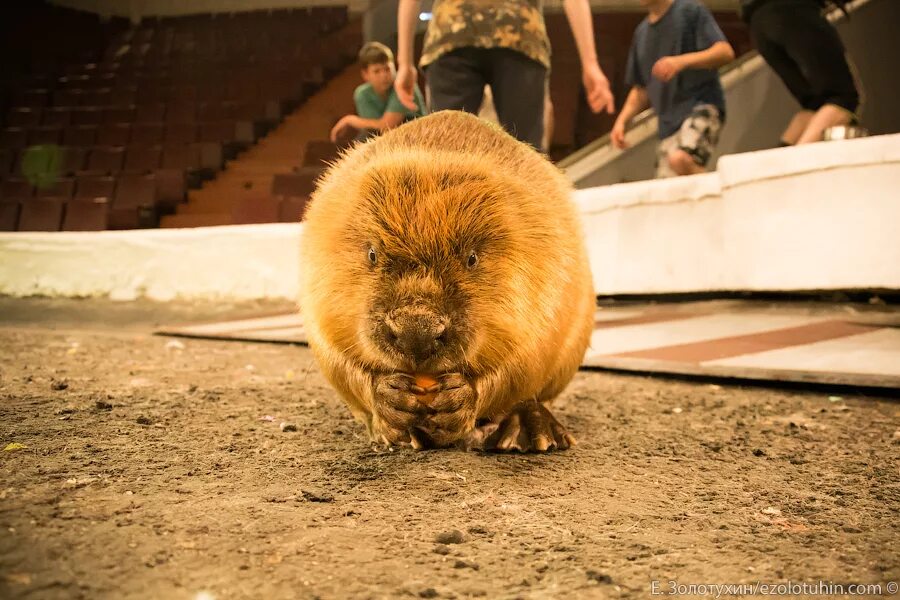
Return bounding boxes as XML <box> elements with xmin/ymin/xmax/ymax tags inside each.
<box><xmin>781</xmin><ymin>110</ymin><xmax>814</xmax><ymax>145</ymax></box>
<box><xmin>796</xmin><ymin>103</ymin><xmax>854</xmax><ymax>144</ymax></box>
<box><xmin>667</xmin><ymin>149</ymin><xmax>706</xmax><ymax>176</ymax></box>
<box><xmin>541</xmin><ymin>94</ymin><xmax>554</xmax><ymax>154</ymax></box>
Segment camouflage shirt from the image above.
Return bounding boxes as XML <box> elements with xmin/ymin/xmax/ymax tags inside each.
<box><xmin>420</xmin><ymin>0</ymin><xmax>551</xmax><ymax>69</ymax></box>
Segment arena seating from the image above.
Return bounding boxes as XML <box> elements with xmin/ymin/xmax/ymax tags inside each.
<box><xmin>0</xmin><ymin>2</ymin><xmax>355</xmax><ymax>232</ymax></box>
<box><xmin>1</xmin><ymin>3</ymin><xmax>746</xmax><ymax>230</ymax></box>
<box><xmin>158</xmin><ymin>50</ymin><xmax>359</xmax><ymax>228</ymax></box>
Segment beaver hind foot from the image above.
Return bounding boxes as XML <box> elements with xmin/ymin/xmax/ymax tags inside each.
<box><xmin>462</xmin><ymin>399</ymin><xmax>576</xmax><ymax>453</ymax></box>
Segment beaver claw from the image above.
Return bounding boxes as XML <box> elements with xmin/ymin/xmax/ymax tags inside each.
<box><xmin>372</xmin><ymin>372</ymin><xmax>475</xmax><ymax>449</ymax></box>
<box><xmin>462</xmin><ymin>399</ymin><xmax>576</xmax><ymax>453</ymax></box>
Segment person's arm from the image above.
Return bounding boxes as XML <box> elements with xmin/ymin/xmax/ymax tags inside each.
<box><xmin>680</xmin><ymin>40</ymin><xmax>735</xmax><ymax>70</ymax></box>
<box><xmin>394</xmin><ymin>0</ymin><xmax>421</xmax><ymax>111</ymax></box>
<box><xmin>652</xmin><ymin>41</ymin><xmax>735</xmax><ymax>82</ymax></box>
<box><xmin>357</xmin><ymin>113</ymin><xmax>406</xmax><ymax>131</ymax></box>
<box><xmin>610</xmin><ymin>86</ymin><xmax>649</xmax><ymax>149</ymax></box>
<box><xmin>330</xmin><ymin>112</ymin><xmax>406</xmax><ymax>142</ymax></box>
<box><xmin>562</xmin><ymin>0</ymin><xmax>614</xmax><ymax>114</ymax></box>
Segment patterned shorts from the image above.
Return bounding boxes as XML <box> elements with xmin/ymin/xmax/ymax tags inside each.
<box><xmin>655</xmin><ymin>104</ymin><xmax>722</xmax><ymax>178</ymax></box>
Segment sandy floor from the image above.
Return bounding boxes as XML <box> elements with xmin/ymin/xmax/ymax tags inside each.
<box><xmin>1</xmin><ymin>299</ymin><xmax>898</xmax><ymax>600</ymax></box>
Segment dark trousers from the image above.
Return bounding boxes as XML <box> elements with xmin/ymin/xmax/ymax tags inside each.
<box><xmin>426</xmin><ymin>47</ymin><xmax>547</xmax><ymax>150</ymax></box>
<box><xmin>748</xmin><ymin>0</ymin><xmax>859</xmax><ymax>113</ymax></box>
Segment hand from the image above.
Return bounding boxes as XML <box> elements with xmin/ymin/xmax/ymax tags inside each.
<box><xmin>394</xmin><ymin>63</ymin><xmax>419</xmax><ymax>112</ymax></box>
<box><xmin>652</xmin><ymin>55</ymin><xmax>685</xmax><ymax>83</ymax></box>
<box><xmin>329</xmin><ymin>115</ymin><xmax>356</xmax><ymax>143</ymax></box>
<box><xmin>582</xmin><ymin>63</ymin><xmax>615</xmax><ymax>114</ymax></box>
<box><xmin>610</xmin><ymin>119</ymin><xmax>628</xmax><ymax>149</ymax></box>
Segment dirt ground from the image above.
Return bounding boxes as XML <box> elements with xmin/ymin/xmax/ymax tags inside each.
<box><xmin>1</xmin><ymin>298</ymin><xmax>898</xmax><ymax>600</ymax></box>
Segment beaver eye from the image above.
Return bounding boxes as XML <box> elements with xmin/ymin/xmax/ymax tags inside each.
<box><xmin>367</xmin><ymin>247</ymin><xmax>377</xmax><ymax>265</ymax></box>
<box><xmin>466</xmin><ymin>251</ymin><xmax>478</xmax><ymax>269</ymax></box>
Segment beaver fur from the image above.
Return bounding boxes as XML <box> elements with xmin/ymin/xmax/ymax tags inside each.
<box><xmin>299</xmin><ymin>111</ymin><xmax>594</xmax><ymax>452</ymax></box>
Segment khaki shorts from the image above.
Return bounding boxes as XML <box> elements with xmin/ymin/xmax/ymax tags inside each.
<box><xmin>656</xmin><ymin>104</ymin><xmax>722</xmax><ymax>178</ymax></box>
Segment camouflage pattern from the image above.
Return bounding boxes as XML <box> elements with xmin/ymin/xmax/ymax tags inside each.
<box><xmin>420</xmin><ymin>0</ymin><xmax>551</xmax><ymax>69</ymax></box>
<box><xmin>655</xmin><ymin>104</ymin><xmax>722</xmax><ymax>178</ymax></box>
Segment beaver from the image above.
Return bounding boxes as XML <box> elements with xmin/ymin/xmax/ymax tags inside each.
<box><xmin>298</xmin><ymin>111</ymin><xmax>594</xmax><ymax>452</ymax></box>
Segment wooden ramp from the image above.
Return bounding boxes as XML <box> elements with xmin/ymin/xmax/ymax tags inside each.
<box><xmin>156</xmin><ymin>301</ymin><xmax>900</xmax><ymax>389</ymax></box>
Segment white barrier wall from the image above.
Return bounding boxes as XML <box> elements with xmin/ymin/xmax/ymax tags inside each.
<box><xmin>576</xmin><ymin>134</ymin><xmax>900</xmax><ymax>295</ymax></box>
<box><xmin>0</xmin><ymin>224</ymin><xmax>301</xmax><ymax>301</ymax></box>
<box><xmin>0</xmin><ymin>135</ymin><xmax>898</xmax><ymax>300</ymax></box>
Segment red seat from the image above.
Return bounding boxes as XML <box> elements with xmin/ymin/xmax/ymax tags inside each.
<box><xmin>97</xmin><ymin>124</ymin><xmax>132</xmax><ymax>146</ymax></box>
<box><xmin>198</xmin><ymin>101</ymin><xmax>232</xmax><ymax>121</ymax></box>
<box><xmin>43</xmin><ymin>107</ymin><xmax>73</xmax><ymax>127</ymax></box>
<box><xmin>61</xmin><ymin>147</ymin><xmax>88</xmax><ymax>175</ymax></box>
<box><xmin>17</xmin><ymin>198</ymin><xmax>64</xmax><ymax>231</ymax></box>
<box><xmin>0</xmin><ymin>149</ymin><xmax>13</xmax><ymax>176</ymax></box>
<box><xmin>7</xmin><ymin>108</ymin><xmax>42</xmax><ymax>128</ymax></box>
<box><xmin>161</xmin><ymin>143</ymin><xmax>200</xmax><ymax>170</ymax></box>
<box><xmin>104</xmin><ymin>106</ymin><xmax>136</xmax><ymax>124</ymax></box>
<box><xmin>165</xmin><ymin>123</ymin><xmax>197</xmax><ymax>144</ymax></box>
<box><xmin>154</xmin><ymin>169</ymin><xmax>186</xmax><ymax>207</ymax></box>
<box><xmin>114</xmin><ymin>173</ymin><xmax>157</xmax><ymax>209</ymax></box>
<box><xmin>27</xmin><ymin>126</ymin><xmax>63</xmax><ymax>146</ymax></box>
<box><xmin>1</xmin><ymin>128</ymin><xmax>28</xmax><ymax>149</ymax></box>
<box><xmin>0</xmin><ymin>200</ymin><xmax>20</xmax><ymax>231</ymax></box>
<box><xmin>198</xmin><ymin>142</ymin><xmax>223</xmax><ymax>169</ymax></box>
<box><xmin>86</xmin><ymin>147</ymin><xmax>125</xmax><ymax>173</ymax></box>
<box><xmin>1</xmin><ymin>179</ymin><xmax>34</xmax><ymax>199</ymax></box>
<box><xmin>75</xmin><ymin>175</ymin><xmax>116</xmax><ymax>199</ymax></box>
<box><xmin>35</xmin><ymin>177</ymin><xmax>75</xmax><ymax>198</ymax></box>
<box><xmin>198</xmin><ymin>121</ymin><xmax>236</xmax><ymax>143</ymax></box>
<box><xmin>53</xmin><ymin>89</ymin><xmax>83</xmax><ymax>106</ymax></box>
<box><xmin>124</xmin><ymin>146</ymin><xmax>162</xmax><ymax>172</ymax></box>
<box><xmin>62</xmin><ymin>198</ymin><xmax>109</xmax><ymax>231</ymax></box>
<box><xmin>167</xmin><ymin>87</ymin><xmax>198</xmax><ymax>104</ymax></box>
<box><xmin>71</xmin><ymin>107</ymin><xmax>104</xmax><ymax>126</ymax></box>
<box><xmin>82</xmin><ymin>89</ymin><xmax>111</xmax><ymax>106</ymax></box>
<box><xmin>135</xmin><ymin>104</ymin><xmax>166</xmax><ymax>123</ymax></box>
<box><xmin>166</xmin><ymin>102</ymin><xmax>196</xmax><ymax>123</ymax></box>
<box><xmin>107</xmin><ymin>206</ymin><xmax>151</xmax><ymax>230</ymax></box>
<box><xmin>15</xmin><ymin>89</ymin><xmax>50</xmax><ymax>108</ymax></box>
<box><xmin>132</xmin><ymin>123</ymin><xmax>165</xmax><ymax>144</ymax></box>
<box><xmin>110</xmin><ymin>87</ymin><xmax>138</xmax><ymax>105</ymax></box>
<box><xmin>58</xmin><ymin>75</ymin><xmax>91</xmax><ymax>90</ymax></box>
<box><xmin>63</xmin><ymin>125</ymin><xmax>98</xmax><ymax>147</ymax></box>
<box><xmin>137</xmin><ymin>87</ymin><xmax>167</xmax><ymax>104</ymax></box>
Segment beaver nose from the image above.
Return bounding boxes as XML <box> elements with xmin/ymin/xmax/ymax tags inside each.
<box><xmin>384</xmin><ymin>312</ymin><xmax>448</xmax><ymax>363</ymax></box>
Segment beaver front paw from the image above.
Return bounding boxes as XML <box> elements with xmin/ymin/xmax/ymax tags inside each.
<box><xmin>462</xmin><ymin>399</ymin><xmax>576</xmax><ymax>453</ymax></box>
<box><xmin>372</xmin><ymin>372</ymin><xmax>476</xmax><ymax>449</ymax></box>
<box><xmin>372</xmin><ymin>373</ymin><xmax>430</xmax><ymax>446</ymax></box>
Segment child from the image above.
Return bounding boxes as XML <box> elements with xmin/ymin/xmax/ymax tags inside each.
<box><xmin>611</xmin><ymin>0</ymin><xmax>735</xmax><ymax>178</ymax></box>
<box><xmin>330</xmin><ymin>42</ymin><xmax>426</xmax><ymax>143</ymax></box>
